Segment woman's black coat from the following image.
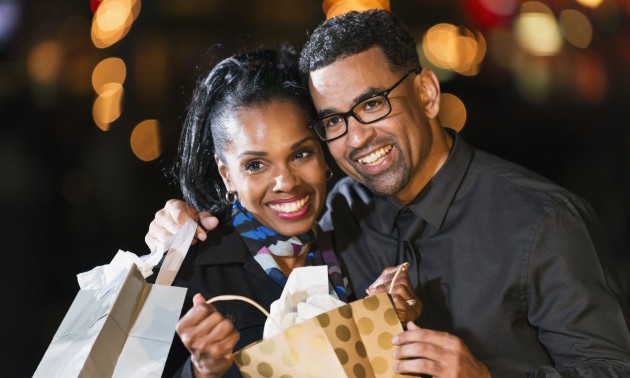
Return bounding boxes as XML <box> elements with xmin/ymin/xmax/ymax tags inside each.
<box><xmin>157</xmin><ymin>222</ymin><xmax>283</xmax><ymax>377</ymax></box>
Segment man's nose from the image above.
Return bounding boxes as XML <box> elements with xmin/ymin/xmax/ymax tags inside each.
<box><xmin>345</xmin><ymin>116</ymin><xmax>376</xmax><ymax>149</ymax></box>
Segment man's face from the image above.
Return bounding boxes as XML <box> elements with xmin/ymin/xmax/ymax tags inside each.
<box><xmin>308</xmin><ymin>47</ymin><xmax>437</xmax><ymax>202</ymax></box>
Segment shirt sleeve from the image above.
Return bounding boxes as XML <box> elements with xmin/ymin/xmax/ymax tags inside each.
<box><xmin>525</xmin><ymin>199</ymin><xmax>630</xmax><ymax>376</ymax></box>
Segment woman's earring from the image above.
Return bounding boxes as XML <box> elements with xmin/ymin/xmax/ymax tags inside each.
<box><xmin>225</xmin><ymin>191</ymin><xmax>238</xmax><ymax>204</ymax></box>
<box><xmin>326</xmin><ymin>168</ymin><xmax>334</xmax><ymax>181</ymax></box>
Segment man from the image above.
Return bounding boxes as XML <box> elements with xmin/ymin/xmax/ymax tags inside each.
<box><xmin>149</xmin><ymin>10</ymin><xmax>630</xmax><ymax>376</ymax></box>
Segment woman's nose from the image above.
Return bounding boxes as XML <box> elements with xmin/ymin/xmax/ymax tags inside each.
<box><xmin>272</xmin><ymin>167</ymin><xmax>300</xmax><ymax>193</ymax></box>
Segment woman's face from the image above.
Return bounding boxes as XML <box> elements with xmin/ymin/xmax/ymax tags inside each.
<box><xmin>217</xmin><ymin>99</ymin><xmax>327</xmax><ymax>236</ymax></box>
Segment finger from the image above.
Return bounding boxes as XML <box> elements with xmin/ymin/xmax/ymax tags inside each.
<box><xmin>195</xmin><ymin>225</ymin><xmax>207</xmax><ymax>242</ymax></box>
<box><xmin>148</xmin><ymin>221</ymin><xmax>174</xmax><ymax>244</ymax></box>
<box><xmin>366</xmin><ymin>284</ymin><xmax>387</xmax><ymax>296</ymax></box>
<box><xmin>192</xmin><ymin>293</ymin><xmax>206</xmax><ymax>306</ymax></box>
<box><xmin>391</xmin><ymin>295</ymin><xmax>415</xmax><ymax>324</ymax></box>
<box><xmin>205</xmin><ymin>317</ymin><xmax>236</xmax><ymax>342</ymax></box>
<box><xmin>180</xmin><ymin>310</ymin><xmax>224</xmax><ymax>350</ymax></box>
<box><xmin>177</xmin><ymin>301</ymin><xmax>217</xmax><ymax>335</ymax></box>
<box><xmin>393</xmin><ymin>326</ymin><xmax>456</xmax><ymax>349</ymax></box>
<box><xmin>189</xmin><ymin>315</ymin><xmax>232</xmax><ymax>353</ymax></box>
<box><xmin>199</xmin><ymin>212</ymin><xmax>219</xmax><ymax>231</ymax></box>
<box><xmin>394</xmin><ymin>357</ymin><xmax>443</xmax><ymax>376</ymax></box>
<box><xmin>393</xmin><ymin>341</ymin><xmax>444</xmax><ymax>362</ymax></box>
<box><xmin>199</xmin><ymin>329</ymin><xmax>240</xmax><ymax>360</ymax></box>
<box><xmin>154</xmin><ymin>209</ymin><xmax>181</xmax><ymax>235</ymax></box>
<box><xmin>164</xmin><ymin>201</ymin><xmax>192</xmax><ymax>228</ymax></box>
<box><xmin>390</xmin><ymin>284</ymin><xmax>422</xmax><ymax>320</ymax></box>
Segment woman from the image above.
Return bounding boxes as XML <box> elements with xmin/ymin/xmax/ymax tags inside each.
<box><xmin>153</xmin><ymin>46</ymin><xmax>419</xmax><ymax>377</ymax></box>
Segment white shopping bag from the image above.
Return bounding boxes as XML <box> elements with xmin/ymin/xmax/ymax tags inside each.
<box><xmin>34</xmin><ymin>219</ymin><xmax>197</xmax><ymax>378</ymax></box>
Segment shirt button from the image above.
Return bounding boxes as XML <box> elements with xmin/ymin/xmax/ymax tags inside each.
<box><xmin>225</xmin><ymin>313</ymin><xmax>237</xmax><ymax>324</ymax></box>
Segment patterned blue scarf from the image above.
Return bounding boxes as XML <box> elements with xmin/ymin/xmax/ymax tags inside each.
<box><xmin>231</xmin><ymin>202</ymin><xmax>348</xmax><ymax>301</ymax></box>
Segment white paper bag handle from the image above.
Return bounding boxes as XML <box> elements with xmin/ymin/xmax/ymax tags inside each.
<box><xmin>154</xmin><ymin>218</ymin><xmax>198</xmax><ymax>286</ymax></box>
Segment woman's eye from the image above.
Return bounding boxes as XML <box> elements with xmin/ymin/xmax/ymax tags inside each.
<box><xmin>244</xmin><ymin>161</ymin><xmax>264</xmax><ymax>172</ymax></box>
<box><xmin>294</xmin><ymin>150</ymin><xmax>312</xmax><ymax>160</ymax></box>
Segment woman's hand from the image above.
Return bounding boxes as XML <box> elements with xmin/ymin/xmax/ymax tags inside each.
<box><xmin>366</xmin><ymin>264</ymin><xmax>422</xmax><ymax>325</ymax></box>
<box><xmin>176</xmin><ymin>294</ymin><xmax>240</xmax><ymax>378</ymax></box>
<box><xmin>144</xmin><ymin>199</ymin><xmax>219</xmax><ymax>252</ymax></box>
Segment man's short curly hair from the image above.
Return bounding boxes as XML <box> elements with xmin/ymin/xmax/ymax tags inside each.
<box><xmin>299</xmin><ymin>10</ymin><xmax>419</xmax><ymax>74</ymax></box>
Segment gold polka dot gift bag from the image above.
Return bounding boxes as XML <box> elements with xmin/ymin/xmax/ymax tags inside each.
<box><xmin>222</xmin><ymin>293</ymin><xmax>409</xmax><ymax>378</ymax></box>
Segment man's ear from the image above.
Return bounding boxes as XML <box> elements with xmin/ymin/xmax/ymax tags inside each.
<box><xmin>414</xmin><ymin>68</ymin><xmax>441</xmax><ymax>120</ymax></box>
<box><xmin>215</xmin><ymin>155</ymin><xmax>233</xmax><ymax>192</ymax></box>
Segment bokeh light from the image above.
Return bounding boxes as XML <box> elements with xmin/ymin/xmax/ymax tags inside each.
<box><xmin>514</xmin><ymin>57</ymin><xmax>552</xmax><ymax>103</ymax></box>
<box><xmin>560</xmin><ymin>9</ymin><xmax>593</xmax><ymax>48</ymax></box>
<box><xmin>27</xmin><ymin>40</ymin><xmax>63</xmax><ymax>85</ymax></box>
<box><xmin>439</xmin><ymin>93</ymin><xmax>467</xmax><ymax>132</ymax></box>
<box><xmin>575</xmin><ymin>53</ymin><xmax>607</xmax><ymax>104</ymax></box>
<box><xmin>478</xmin><ymin>0</ymin><xmax>519</xmax><ymax>16</ymax></box>
<box><xmin>92</xmin><ymin>82</ymin><xmax>124</xmax><ymax>131</ymax></box>
<box><xmin>91</xmin><ymin>0</ymin><xmax>141</xmax><ymax>49</ymax></box>
<box><xmin>130</xmin><ymin>119</ymin><xmax>161</xmax><ymax>162</ymax></box>
<box><xmin>324</xmin><ymin>0</ymin><xmax>390</xmax><ymax>19</ymax></box>
<box><xmin>515</xmin><ymin>2</ymin><xmax>563</xmax><ymax>56</ymax></box>
<box><xmin>92</xmin><ymin>57</ymin><xmax>127</xmax><ymax>94</ymax></box>
<box><xmin>576</xmin><ymin>0</ymin><xmax>604</xmax><ymax>8</ymax></box>
<box><xmin>421</xmin><ymin>23</ymin><xmax>486</xmax><ymax>76</ymax></box>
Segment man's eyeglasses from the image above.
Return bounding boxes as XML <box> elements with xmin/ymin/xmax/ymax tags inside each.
<box><xmin>309</xmin><ymin>68</ymin><xmax>419</xmax><ymax>142</ymax></box>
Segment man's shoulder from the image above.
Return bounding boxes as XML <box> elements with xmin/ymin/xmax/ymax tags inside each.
<box><xmin>319</xmin><ymin>176</ymin><xmax>374</xmax><ymax>231</ymax></box>
<box><xmin>469</xmin><ymin>147</ymin><xmax>589</xmax><ymax>214</ymax></box>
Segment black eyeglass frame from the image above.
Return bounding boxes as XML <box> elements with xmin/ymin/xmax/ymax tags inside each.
<box><xmin>309</xmin><ymin>68</ymin><xmax>420</xmax><ymax>143</ymax></box>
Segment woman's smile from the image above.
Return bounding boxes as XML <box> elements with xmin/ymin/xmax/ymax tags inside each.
<box><xmin>267</xmin><ymin>194</ymin><xmax>311</xmax><ymax>220</ymax></box>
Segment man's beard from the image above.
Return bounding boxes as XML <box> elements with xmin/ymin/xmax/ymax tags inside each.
<box><xmin>357</xmin><ymin>153</ymin><xmax>410</xmax><ymax>197</ymax></box>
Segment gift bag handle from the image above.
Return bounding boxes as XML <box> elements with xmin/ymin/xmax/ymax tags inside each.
<box><xmin>154</xmin><ymin>218</ymin><xmax>198</xmax><ymax>286</ymax></box>
<box><xmin>206</xmin><ymin>295</ymin><xmax>281</xmax><ymax>334</ymax></box>
<box><xmin>388</xmin><ymin>262</ymin><xmax>408</xmax><ymax>294</ymax></box>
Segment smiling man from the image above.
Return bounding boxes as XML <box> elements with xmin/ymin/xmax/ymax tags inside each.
<box><xmin>145</xmin><ymin>9</ymin><xmax>630</xmax><ymax>377</ymax></box>
<box><xmin>299</xmin><ymin>9</ymin><xmax>630</xmax><ymax>377</ymax></box>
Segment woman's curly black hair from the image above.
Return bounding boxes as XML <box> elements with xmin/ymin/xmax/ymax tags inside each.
<box><xmin>174</xmin><ymin>45</ymin><xmax>314</xmax><ymax>221</ymax></box>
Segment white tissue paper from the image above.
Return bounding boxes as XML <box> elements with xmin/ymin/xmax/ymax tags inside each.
<box><xmin>262</xmin><ymin>265</ymin><xmax>345</xmax><ymax>339</ymax></box>
<box><xmin>76</xmin><ymin>218</ymin><xmax>198</xmax><ymax>293</ymax></box>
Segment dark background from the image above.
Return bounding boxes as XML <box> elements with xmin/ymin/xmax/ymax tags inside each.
<box><xmin>1</xmin><ymin>0</ymin><xmax>628</xmax><ymax>376</ymax></box>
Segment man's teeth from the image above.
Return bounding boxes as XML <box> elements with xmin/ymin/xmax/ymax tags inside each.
<box><xmin>269</xmin><ymin>196</ymin><xmax>309</xmax><ymax>213</ymax></box>
<box><xmin>357</xmin><ymin>145</ymin><xmax>393</xmax><ymax>165</ymax></box>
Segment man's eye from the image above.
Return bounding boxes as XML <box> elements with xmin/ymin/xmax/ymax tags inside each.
<box><xmin>245</xmin><ymin>161</ymin><xmax>264</xmax><ymax>172</ymax></box>
<box><xmin>362</xmin><ymin>97</ymin><xmax>386</xmax><ymax>111</ymax></box>
<box><xmin>325</xmin><ymin>116</ymin><xmax>343</xmax><ymax>129</ymax></box>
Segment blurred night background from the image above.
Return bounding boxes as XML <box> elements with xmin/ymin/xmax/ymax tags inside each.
<box><xmin>1</xmin><ymin>0</ymin><xmax>629</xmax><ymax>375</ymax></box>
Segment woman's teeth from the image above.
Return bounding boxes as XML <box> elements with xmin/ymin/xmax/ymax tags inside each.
<box><xmin>269</xmin><ymin>196</ymin><xmax>309</xmax><ymax>213</ymax></box>
<box><xmin>357</xmin><ymin>145</ymin><xmax>393</xmax><ymax>165</ymax></box>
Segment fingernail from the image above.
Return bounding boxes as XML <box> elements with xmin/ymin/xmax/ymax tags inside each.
<box><xmin>197</xmin><ymin>233</ymin><xmax>205</xmax><ymax>240</ymax></box>
<box><xmin>391</xmin><ymin>335</ymin><xmax>399</xmax><ymax>344</ymax></box>
<box><xmin>393</xmin><ymin>363</ymin><xmax>400</xmax><ymax>373</ymax></box>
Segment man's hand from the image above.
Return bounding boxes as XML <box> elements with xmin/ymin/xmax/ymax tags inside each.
<box><xmin>176</xmin><ymin>294</ymin><xmax>240</xmax><ymax>378</ymax></box>
<box><xmin>145</xmin><ymin>199</ymin><xmax>219</xmax><ymax>252</ymax></box>
<box><xmin>366</xmin><ymin>264</ymin><xmax>422</xmax><ymax>324</ymax></box>
<box><xmin>392</xmin><ymin>322</ymin><xmax>490</xmax><ymax>377</ymax></box>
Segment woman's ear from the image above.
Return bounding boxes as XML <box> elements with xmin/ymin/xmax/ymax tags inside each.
<box><xmin>215</xmin><ymin>155</ymin><xmax>233</xmax><ymax>192</ymax></box>
<box><xmin>413</xmin><ymin>68</ymin><xmax>441</xmax><ymax>120</ymax></box>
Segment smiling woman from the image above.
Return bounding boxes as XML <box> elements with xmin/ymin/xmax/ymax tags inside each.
<box><xmin>152</xmin><ymin>46</ymin><xmax>349</xmax><ymax>378</ymax></box>
<box><xmin>216</xmin><ymin>99</ymin><xmax>327</xmax><ymax>238</ymax></box>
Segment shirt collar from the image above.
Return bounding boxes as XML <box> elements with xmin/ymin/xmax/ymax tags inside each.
<box><xmin>375</xmin><ymin>129</ymin><xmax>473</xmax><ymax>232</ymax></box>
